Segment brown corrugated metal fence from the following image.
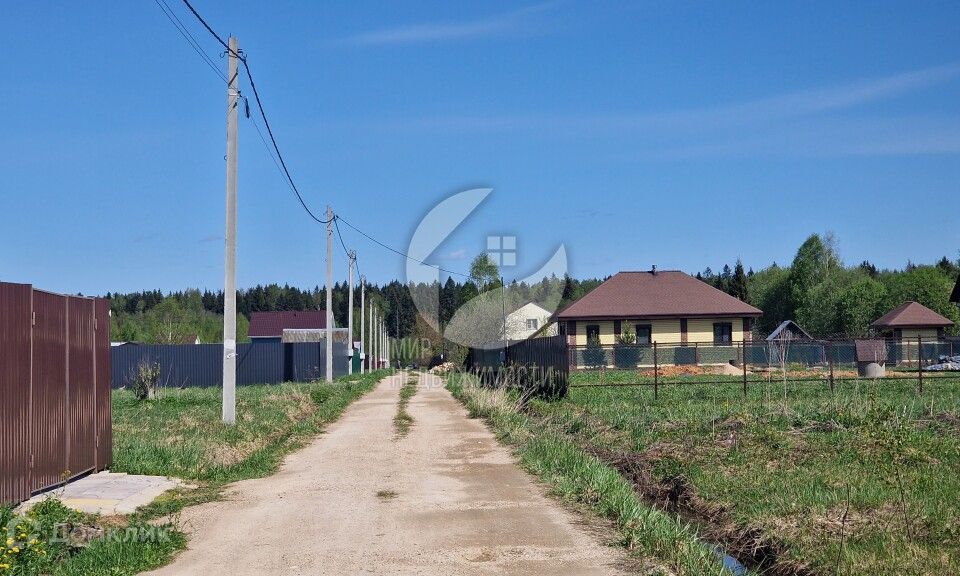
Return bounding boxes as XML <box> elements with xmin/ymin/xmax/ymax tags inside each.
<box><xmin>1</xmin><ymin>282</ymin><xmax>111</xmax><ymax>505</ymax></box>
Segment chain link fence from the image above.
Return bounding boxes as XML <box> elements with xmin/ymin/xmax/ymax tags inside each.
<box><xmin>569</xmin><ymin>337</ymin><xmax>960</xmax><ymax>395</ymax></box>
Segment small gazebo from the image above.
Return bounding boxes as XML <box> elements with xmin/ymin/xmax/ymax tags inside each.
<box><xmin>870</xmin><ymin>301</ymin><xmax>954</xmax><ymax>341</ymax></box>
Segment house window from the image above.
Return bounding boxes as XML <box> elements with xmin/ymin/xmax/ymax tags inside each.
<box><xmin>713</xmin><ymin>322</ymin><xmax>733</xmax><ymax>345</ymax></box>
<box><xmin>586</xmin><ymin>324</ymin><xmax>600</xmax><ymax>344</ymax></box>
<box><xmin>525</xmin><ymin>318</ymin><xmax>539</xmax><ymax>330</ymax></box>
<box><xmin>635</xmin><ymin>324</ymin><xmax>652</xmax><ymax>345</ymax></box>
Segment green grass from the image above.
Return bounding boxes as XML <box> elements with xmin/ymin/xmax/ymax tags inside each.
<box><xmin>1</xmin><ymin>370</ymin><xmax>391</xmax><ymax>576</ymax></box>
<box><xmin>446</xmin><ymin>374</ymin><xmax>732</xmax><ymax>576</ymax></box>
<box><xmin>546</xmin><ymin>369</ymin><xmax>960</xmax><ymax>574</ymax></box>
<box><xmin>393</xmin><ymin>375</ymin><xmax>419</xmax><ymax>438</ymax></box>
<box><xmin>1</xmin><ymin>498</ymin><xmax>185</xmax><ymax>576</ymax></box>
<box><xmin>116</xmin><ymin>369</ymin><xmax>392</xmax><ymax>520</ymax></box>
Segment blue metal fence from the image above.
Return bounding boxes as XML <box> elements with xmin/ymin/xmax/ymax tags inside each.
<box><xmin>111</xmin><ymin>341</ymin><xmax>349</xmax><ymax>388</ymax></box>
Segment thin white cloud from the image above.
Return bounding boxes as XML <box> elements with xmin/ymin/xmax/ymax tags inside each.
<box><xmin>378</xmin><ymin>62</ymin><xmax>960</xmax><ymax>133</ymax></box>
<box><xmin>360</xmin><ymin>62</ymin><xmax>960</xmax><ymax>158</ymax></box>
<box><xmin>444</xmin><ymin>248</ymin><xmax>469</xmax><ymax>260</ymax></box>
<box><xmin>635</xmin><ymin>116</ymin><xmax>960</xmax><ymax>160</ymax></box>
<box><xmin>343</xmin><ymin>2</ymin><xmax>557</xmax><ymax>46</ymax></box>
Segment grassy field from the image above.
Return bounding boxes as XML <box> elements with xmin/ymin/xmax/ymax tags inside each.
<box><xmin>0</xmin><ymin>370</ymin><xmax>391</xmax><ymax>576</ymax></box>
<box><xmin>116</xmin><ymin>369</ymin><xmax>392</xmax><ymax>518</ymax></box>
<box><xmin>447</xmin><ymin>374</ymin><xmax>733</xmax><ymax>576</ymax></box>
<box><xmin>1</xmin><ymin>498</ymin><xmax>185</xmax><ymax>576</ymax></box>
<box><xmin>0</xmin><ymin>370</ymin><xmax>390</xmax><ymax>576</ymax></box>
<box><xmin>457</xmin><ymin>368</ymin><xmax>960</xmax><ymax>575</ymax></box>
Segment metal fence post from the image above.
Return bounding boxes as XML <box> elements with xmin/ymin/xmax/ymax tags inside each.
<box><xmin>918</xmin><ymin>335</ymin><xmax>923</xmax><ymax>396</ymax></box>
<box><xmin>828</xmin><ymin>341</ymin><xmax>835</xmax><ymax>393</ymax></box>
<box><xmin>741</xmin><ymin>341</ymin><xmax>747</xmax><ymax>397</ymax></box>
<box><xmin>653</xmin><ymin>341</ymin><xmax>659</xmax><ymax>400</ymax></box>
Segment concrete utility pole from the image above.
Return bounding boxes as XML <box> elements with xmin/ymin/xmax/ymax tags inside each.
<box><xmin>347</xmin><ymin>251</ymin><xmax>355</xmax><ymax>375</ymax></box>
<box><xmin>370</xmin><ymin>308</ymin><xmax>380</xmax><ymax>369</ymax></box>
<box><xmin>370</xmin><ymin>307</ymin><xmax>376</xmax><ymax>370</ymax></box>
<box><xmin>325</xmin><ymin>205</ymin><xmax>334</xmax><ymax>383</ymax></box>
<box><xmin>359</xmin><ymin>277</ymin><xmax>365</xmax><ymax>374</ymax></box>
<box><xmin>222</xmin><ymin>36</ymin><xmax>239</xmax><ymax>425</ymax></box>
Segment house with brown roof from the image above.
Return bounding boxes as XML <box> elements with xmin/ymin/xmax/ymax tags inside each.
<box><xmin>249</xmin><ymin>310</ymin><xmax>329</xmax><ymax>342</ymax></box>
<box><xmin>555</xmin><ymin>270</ymin><xmax>762</xmax><ymax>352</ymax></box>
<box><xmin>870</xmin><ymin>301</ymin><xmax>954</xmax><ymax>341</ymax></box>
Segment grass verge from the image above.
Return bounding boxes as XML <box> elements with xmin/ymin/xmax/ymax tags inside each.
<box><xmin>446</xmin><ymin>373</ymin><xmax>733</xmax><ymax>576</ymax></box>
<box><xmin>1</xmin><ymin>498</ymin><xmax>184</xmax><ymax>576</ymax></box>
<box><xmin>554</xmin><ymin>370</ymin><xmax>960</xmax><ymax>574</ymax></box>
<box><xmin>393</xmin><ymin>374</ymin><xmax>419</xmax><ymax>438</ymax></box>
<box><xmin>117</xmin><ymin>369</ymin><xmax>392</xmax><ymax>521</ymax></box>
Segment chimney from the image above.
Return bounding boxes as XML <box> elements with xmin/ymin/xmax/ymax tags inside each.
<box><xmin>651</xmin><ymin>264</ymin><xmax>657</xmax><ymax>275</ymax></box>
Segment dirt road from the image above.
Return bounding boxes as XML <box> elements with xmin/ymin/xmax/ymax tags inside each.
<box><xmin>146</xmin><ymin>373</ymin><xmax>629</xmax><ymax>575</ymax></box>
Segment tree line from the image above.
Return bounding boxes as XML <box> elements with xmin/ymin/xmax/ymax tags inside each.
<box><xmin>105</xmin><ymin>234</ymin><xmax>959</xmax><ymax>344</ymax></box>
<box><xmin>697</xmin><ymin>234</ymin><xmax>959</xmax><ymax>337</ymax></box>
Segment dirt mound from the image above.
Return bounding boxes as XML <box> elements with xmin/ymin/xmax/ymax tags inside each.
<box><xmin>429</xmin><ymin>362</ymin><xmax>456</xmax><ymax>375</ymax></box>
<box><xmin>713</xmin><ymin>363</ymin><xmax>744</xmax><ymax>376</ymax></box>
<box><xmin>636</xmin><ymin>365</ymin><xmax>705</xmax><ymax>377</ymax></box>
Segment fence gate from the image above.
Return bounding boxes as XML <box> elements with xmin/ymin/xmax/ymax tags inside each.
<box><xmin>467</xmin><ymin>335</ymin><xmax>570</xmax><ymax>399</ymax></box>
<box><xmin>0</xmin><ymin>282</ymin><xmax>111</xmax><ymax>505</ymax></box>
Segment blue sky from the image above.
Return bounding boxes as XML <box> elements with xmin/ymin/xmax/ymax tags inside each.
<box><xmin>1</xmin><ymin>1</ymin><xmax>959</xmax><ymax>295</ymax></box>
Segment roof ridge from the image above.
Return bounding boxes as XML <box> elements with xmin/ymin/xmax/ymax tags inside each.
<box><xmin>556</xmin><ymin>269</ymin><xmax>762</xmax><ymax>319</ymax></box>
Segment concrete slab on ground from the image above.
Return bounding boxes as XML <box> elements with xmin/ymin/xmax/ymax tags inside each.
<box><xmin>17</xmin><ymin>471</ymin><xmax>183</xmax><ymax>515</ymax></box>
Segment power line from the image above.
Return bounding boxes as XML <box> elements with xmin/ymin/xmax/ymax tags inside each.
<box><xmin>154</xmin><ymin>0</ymin><xmax>227</xmax><ymax>83</ymax></box>
<box><xmin>332</xmin><ymin>216</ymin><xmax>361</xmax><ymax>280</ymax></box>
<box><xmin>334</xmin><ymin>214</ymin><xmax>471</xmax><ymax>279</ymax></box>
<box><xmin>174</xmin><ymin>0</ymin><xmax>470</xmax><ymax>281</ymax></box>
<box><xmin>180</xmin><ymin>0</ymin><xmax>330</xmax><ymax>225</ymax></box>
<box><xmin>180</xmin><ymin>0</ymin><xmax>231</xmax><ymax>52</ymax></box>
<box><xmin>239</xmin><ymin>59</ymin><xmax>329</xmax><ymax>223</ymax></box>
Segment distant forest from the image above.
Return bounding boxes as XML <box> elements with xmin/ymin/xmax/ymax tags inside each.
<box><xmin>105</xmin><ymin>233</ymin><xmax>960</xmax><ymax>344</ymax></box>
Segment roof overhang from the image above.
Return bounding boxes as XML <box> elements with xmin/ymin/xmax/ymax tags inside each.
<box><xmin>870</xmin><ymin>322</ymin><xmax>953</xmax><ymax>329</ymax></box>
<box><xmin>555</xmin><ymin>311</ymin><xmax>763</xmax><ymax>321</ymax></box>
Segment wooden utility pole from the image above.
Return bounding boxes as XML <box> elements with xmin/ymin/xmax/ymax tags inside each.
<box><xmin>347</xmin><ymin>251</ymin><xmax>355</xmax><ymax>375</ymax></box>
<box><xmin>325</xmin><ymin>206</ymin><xmax>334</xmax><ymax>382</ymax></box>
<box><xmin>359</xmin><ymin>276</ymin><xmax>365</xmax><ymax>374</ymax></box>
<box><xmin>222</xmin><ymin>36</ymin><xmax>239</xmax><ymax>425</ymax></box>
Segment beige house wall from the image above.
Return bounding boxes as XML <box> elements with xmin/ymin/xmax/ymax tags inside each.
<box><xmin>897</xmin><ymin>328</ymin><xmax>940</xmax><ymax>341</ymax></box>
<box><xmin>573</xmin><ymin>317</ymin><xmax>746</xmax><ymax>345</ymax></box>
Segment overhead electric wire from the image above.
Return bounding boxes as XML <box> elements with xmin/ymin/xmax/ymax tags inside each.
<box><xmin>180</xmin><ymin>0</ymin><xmax>331</xmax><ymax>225</ymax></box>
<box><xmin>154</xmin><ymin>0</ymin><xmax>228</xmax><ymax>83</ymax></box>
<box><xmin>175</xmin><ymin>0</ymin><xmax>473</xmax><ymax>280</ymax></box>
<box><xmin>180</xmin><ymin>0</ymin><xmax>231</xmax><ymax>51</ymax></box>
<box><xmin>334</xmin><ymin>214</ymin><xmax>472</xmax><ymax>279</ymax></box>
<box><xmin>333</xmin><ymin>216</ymin><xmax>364</xmax><ymax>283</ymax></box>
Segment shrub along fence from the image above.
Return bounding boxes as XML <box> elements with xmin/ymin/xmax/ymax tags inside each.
<box><xmin>0</xmin><ymin>282</ymin><xmax>111</xmax><ymax>506</ymax></box>
<box><xmin>466</xmin><ymin>335</ymin><xmax>569</xmax><ymax>399</ymax></box>
<box><xmin>110</xmin><ymin>340</ymin><xmax>350</xmax><ymax>389</ymax></box>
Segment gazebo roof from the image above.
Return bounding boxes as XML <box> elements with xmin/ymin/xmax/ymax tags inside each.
<box><xmin>870</xmin><ymin>301</ymin><xmax>954</xmax><ymax>329</ymax></box>
<box><xmin>766</xmin><ymin>320</ymin><xmax>813</xmax><ymax>341</ymax></box>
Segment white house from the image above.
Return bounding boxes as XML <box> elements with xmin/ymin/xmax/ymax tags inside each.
<box><xmin>505</xmin><ymin>302</ymin><xmax>557</xmax><ymax>341</ymax></box>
